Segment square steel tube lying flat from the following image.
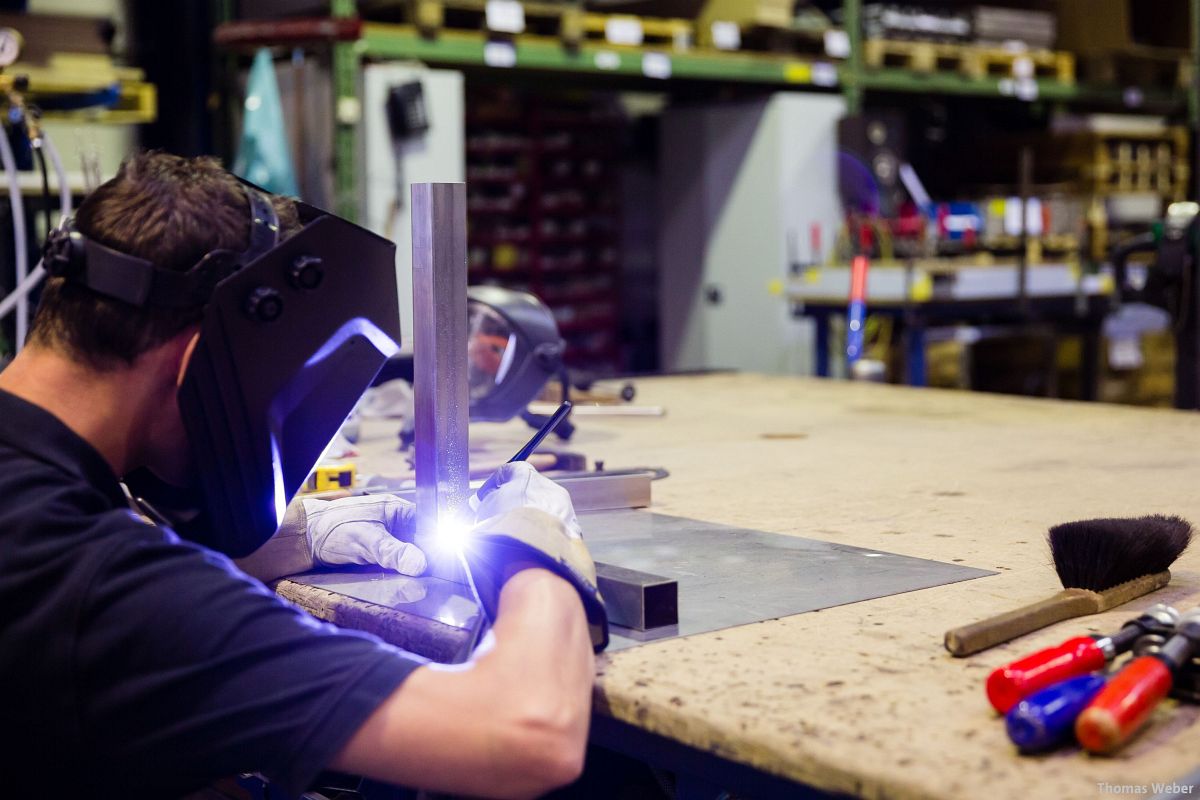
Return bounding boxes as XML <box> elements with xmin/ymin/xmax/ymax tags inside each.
<box><xmin>411</xmin><ymin>183</ymin><xmax>470</xmax><ymax>584</ymax></box>
<box><xmin>595</xmin><ymin>562</ymin><xmax>678</xmax><ymax>631</ymax></box>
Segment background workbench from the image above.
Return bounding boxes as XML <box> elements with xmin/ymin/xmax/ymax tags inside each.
<box><xmin>282</xmin><ymin>373</ymin><xmax>1200</xmax><ymax>799</ymax></box>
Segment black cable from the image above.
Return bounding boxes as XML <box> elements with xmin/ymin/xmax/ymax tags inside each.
<box><xmin>32</xmin><ymin>144</ymin><xmax>52</xmax><ymax>241</ymax></box>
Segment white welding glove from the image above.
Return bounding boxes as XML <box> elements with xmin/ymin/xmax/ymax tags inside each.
<box><xmin>464</xmin><ymin>462</ymin><xmax>607</xmax><ymax>651</ymax></box>
<box><xmin>304</xmin><ymin>495</ymin><xmax>427</xmax><ymax>575</ymax></box>
<box><xmin>236</xmin><ymin>494</ymin><xmax>426</xmax><ymax>582</ymax></box>
<box><xmin>470</xmin><ymin>461</ymin><xmax>583</xmax><ymax>537</ymax></box>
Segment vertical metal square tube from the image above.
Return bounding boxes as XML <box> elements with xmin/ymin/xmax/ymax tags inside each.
<box><xmin>411</xmin><ymin>183</ymin><xmax>470</xmax><ymax>583</ymax></box>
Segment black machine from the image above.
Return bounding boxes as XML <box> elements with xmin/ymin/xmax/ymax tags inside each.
<box><xmin>43</xmin><ymin>180</ymin><xmax>402</xmax><ymax>556</ymax></box>
<box><xmin>1110</xmin><ymin>201</ymin><xmax>1200</xmax><ymax>410</ymax></box>
<box><xmin>838</xmin><ymin>112</ymin><xmax>908</xmax><ymax>218</ymax></box>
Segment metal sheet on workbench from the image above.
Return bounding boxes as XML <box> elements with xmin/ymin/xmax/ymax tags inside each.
<box><xmin>580</xmin><ymin>511</ymin><xmax>995</xmax><ymax>651</ymax></box>
<box><xmin>287</xmin><ymin>511</ymin><xmax>993</xmax><ymax>658</ymax></box>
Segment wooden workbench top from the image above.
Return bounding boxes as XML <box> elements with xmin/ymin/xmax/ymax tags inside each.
<box><xmin>309</xmin><ymin>374</ymin><xmax>1200</xmax><ymax>799</ymax></box>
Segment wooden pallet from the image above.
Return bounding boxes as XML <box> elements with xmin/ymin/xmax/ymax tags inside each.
<box><xmin>362</xmin><ymin>0</ymin><xmax>586</xmax><ymax>42</ymax></box>
<box><xmin>1058</xmin><ymin>128</ymin><xmax>1191</xmax><ymax>201</ymax></box>
<box><xmin>695</xmin><ymin>19</ymin><xmax>831</xmax><ymax>57</ymax></box>
<box><xmin>364</xmin><ymin>0</ymin><xmax>692</xmax><ymax>49</ymax></box>
<box><xmin>581</xmin><ymin>12</ymin><xmax>692</xmax><ymax>51</ymax></box>
<box><xmin>863</xmin><ymin>38</ymin><xmax>1075</xmax><ymax>83</ymax></box>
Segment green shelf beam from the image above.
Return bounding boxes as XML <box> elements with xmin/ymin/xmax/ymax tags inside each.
<box><xmin>358</xmin><ymin>24</ymin><xmax>1186</xmax><ymax>110</ymax></box>
<box><xmin>361</xmin><ymin>24</ymin><xmax>836</xmax><ymax>87</ymax></box>
<box><xmin>854</xmin><ymin>68</ymin><xmax>1181</xmax><ymax>109</ymax></box>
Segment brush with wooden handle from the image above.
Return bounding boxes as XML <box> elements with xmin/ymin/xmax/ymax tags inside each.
<box><xmin>944</xmin><ymin>515</ymin><xmax>1192</xmax><ymax>658</ymax></box>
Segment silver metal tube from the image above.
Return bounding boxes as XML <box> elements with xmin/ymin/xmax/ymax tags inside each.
<box><xmin>410</xmin><ymin>183</ymin><xmax>470</xmax><ymax>583</ymax></box>
<box><xmin>0</xmin><ymin>125</ymin><xmax>28</xmax><ymax>350</ymax></box>
<box><xmin>41</xmin><ymin>130</ymin><xmax>72</xmax><ymax>217</ymax></box>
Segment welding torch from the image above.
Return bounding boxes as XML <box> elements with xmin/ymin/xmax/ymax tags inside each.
<box><xmin>986</xmin><ymin>603</ymin><xmax>1179</xmax><ymax>714</ymax></box>
<box><xmin>475</xmin><ymin>400</ymin><xmax>572</xmax><ymax>499</ymax></box>
<box><xmin>1074</xmin><ymin>607</ymin><xmax>1200</xmax><ymax>753</ymax></box>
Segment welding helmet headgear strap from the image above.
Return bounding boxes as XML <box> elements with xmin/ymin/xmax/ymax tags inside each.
<box><xmin>41</xmin><ymin>183</ymin><xmax>280</xmax><ymax>309</ymax></box>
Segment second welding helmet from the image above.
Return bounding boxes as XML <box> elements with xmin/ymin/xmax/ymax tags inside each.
<box><xmin>467</xmin><ymin>285</ymin><xmax>565</xmax><ymax>422</ymax></box>
<box><xmin>44</xmin><ymin>179</ymin><xmax>401</xmax><ymax>557</ymax></box>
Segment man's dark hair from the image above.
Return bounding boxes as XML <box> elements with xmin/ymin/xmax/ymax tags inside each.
<box><xmin>28</xmin><ymin>151</ymin><xmax>300</xmax><ymax>371</ymax></box>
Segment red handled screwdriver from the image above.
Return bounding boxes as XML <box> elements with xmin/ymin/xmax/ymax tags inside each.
<box><xmin>986</xmin><ymin>604</ymin><xmax>1178</xmax><ymax>714</ymax></box>
<box><xmin>1076</xmin><ymin>607</ymin><xmax>1200</xmax><ymax>753</ymax></box>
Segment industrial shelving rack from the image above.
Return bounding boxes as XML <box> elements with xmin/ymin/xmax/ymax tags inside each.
<box><xmin>465</xmin><ymin>89</ymin><xmax>623</xmax><ymax>370</ymax></box>
<box><xmin>214</xmin><ymin>0</ymin><xmax>1200</xmax><ymax>222</ymax></box>
<box><xmin>213</xmin><ymin>0</ymin><xmax>1200</xmax><ymax>375</ymax></box>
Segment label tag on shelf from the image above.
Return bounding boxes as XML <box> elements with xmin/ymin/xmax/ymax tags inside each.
<box><xmin>711</xmin><ymin>20</ymin><xmax>740</xmax><ymax>51</ymax></box>
<box><xmin>1003</xmin><ymin>197</ymin><xmax>1023</xmax><ymax>236</ymax></box>
<box><xmin>485</xmin><ymin>0</ymin><xmax>525</xmax><ymax>34</ymax></box>
<box><xmin>784</xmin><ymin>62</ymin><xmax>812</xmax><ymax>83</ymax></box>
<box><xmin>1015</xmin><ymin>77</ymin><xmax>1038</xmax><ymax>101</ymax></box>
<box><xmin>642</xmin><ymin>52</ymin><xmax>671</xmax><ymax>79</ymax></box>
<box><xmin>483</xmin><ymin>41</ymin><xmax>517</xmax><ymax>68</ymax></box>
<box><xmin>823</xmin><ymin>29</ymin><xmax>851</xmax><ymax>58</ymax></box>
<box><xmin>811</xmin><ymin>62</ymin><xmax>838</xmax><ymax>87</ymax></box>
<box><xmin>606</xmin><ymin>16</ymin><xmax>644</xmax><ymax>46</ymax></box>
<box><xmin>1025</xmin><ymin>197</ymin><xmax>1044</xmax><ymax>235</ymax></box>
<box><xmin>594</xmin><ymin>50</ymin><xmax>621</xmax><ymax>70</ymax></box>
<box><xmin>336</xmin><ymin>96</ymin><xmax>361</xmax><ymax>124</ymax></box>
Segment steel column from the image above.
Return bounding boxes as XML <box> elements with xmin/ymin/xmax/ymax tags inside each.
<box><xmin>411</xmin><ymin>183</ymin><xmax>470</xmax><ymax>583</ymax></box>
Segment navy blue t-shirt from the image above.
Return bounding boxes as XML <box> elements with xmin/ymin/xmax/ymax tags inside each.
<box><xmin>0</xmin><ymin>389</ymin><xmax>424</xmax><ymax>797</ymax></box>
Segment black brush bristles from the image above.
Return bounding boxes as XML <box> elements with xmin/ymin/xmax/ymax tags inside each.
<box><xmin>1048</xmin><ymin>515</ymin><xmax>1193</xmax><ymax>592</ymax></box>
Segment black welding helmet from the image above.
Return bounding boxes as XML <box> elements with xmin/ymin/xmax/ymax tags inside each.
<box><xmin>43</xmin><ymin>181</ymin><xmax>401</xmax><ymax>557</ymax></box>
<box><xmin>467</xmin><ymin>285</ymin><xmax>565</xmax><ymax>422</ymax></box>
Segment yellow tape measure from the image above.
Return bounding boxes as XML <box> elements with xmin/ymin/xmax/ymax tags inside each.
<box><xmin>302</xmin><ymin>463</ymin><xmax>356</xmax><ymax>494</ymax></box>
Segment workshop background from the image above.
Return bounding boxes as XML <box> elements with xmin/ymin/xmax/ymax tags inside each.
<box><xmin>3</xmin><ymin>0</ymin><xmax>1200</xmax><ymax>408</ymax></box>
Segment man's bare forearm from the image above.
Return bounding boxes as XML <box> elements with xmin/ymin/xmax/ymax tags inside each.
<box><xmin>332</xmin><ymin>568</ymin><xmax>594</xmax><ymax>798</ymax></box>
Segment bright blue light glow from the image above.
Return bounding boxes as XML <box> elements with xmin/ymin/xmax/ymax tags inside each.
<box><xmin>436</xmin><ymin>514</ymin><xmax>473</xmax><ymax>554</ymax></box>
<box><xmin>304</xmin><ymin>317</ymin><xmax>400</xmax><ymax>370</ymax></box>
<box><xmin>270</xmin><ymin>433</ymin><xmax>287</xmax><ymax>527</ymax></box>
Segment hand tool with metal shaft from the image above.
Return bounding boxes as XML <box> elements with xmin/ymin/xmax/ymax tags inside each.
<box><xmin>986</xmin><ymin>604</ymin><xmax>1179</xmax><ymax>713</ymax></box>
<box><xmin>1006</xmin><ymin>673</ymin><xmax>1108</xmax><ymax>752</ymax></box>
<box><xmin>1076</xmin><ymin>607</ymin><xmax>1200</xmax><ymax>753</ymax></box>
<box><xmin>474</xmin><ymin>400</ymin><xmax>572</xmax><ymax>499</ymax></box>
<box><xmin>944</xmin><ymin>515</ymin><xmax>1192</xmax><ymax>657</ymax></box>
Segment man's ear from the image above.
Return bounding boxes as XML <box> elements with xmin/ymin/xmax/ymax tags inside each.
<box><xmin>176</xmin><ymin>329</ymin><xmax>201</xmax><ymax>388</ymax></box>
